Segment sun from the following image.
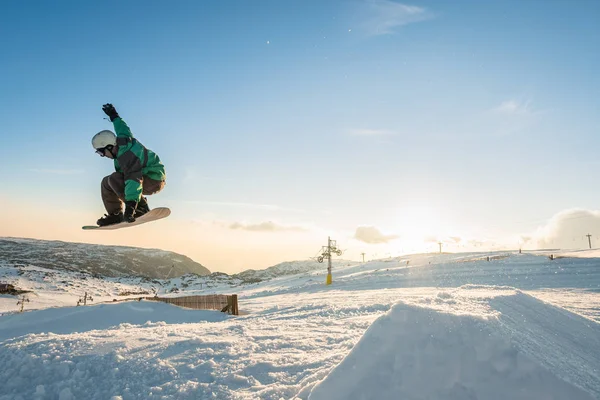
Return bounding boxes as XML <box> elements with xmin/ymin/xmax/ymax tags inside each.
<box><xmin>392</xmin><ymin>206</ymin><xmax>445</xmax><ymax>241</ymax></box>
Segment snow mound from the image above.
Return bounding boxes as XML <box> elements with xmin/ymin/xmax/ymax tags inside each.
<box><xmin>309</xmin><ymin>292</ymin><xmax>599</xmax><ymax>400</ymax></box>
<box><xmin>0</xmin><ymin>300</ymin><xmax>228</xmax><ymax>341</ymax></box>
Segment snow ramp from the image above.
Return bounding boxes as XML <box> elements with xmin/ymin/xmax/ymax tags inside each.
<box><xmin>309</xmin><ymin>289</ymin><xmax>600</xmax><ymax>400</ymax></box>
<box><xmin>0</xmin><ymin>300</ymin><xmax>228</xmax><ymax>341</ymax></box>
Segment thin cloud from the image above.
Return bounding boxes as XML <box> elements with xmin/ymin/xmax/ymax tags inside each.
<box><xmin>425</xmin><ymin>235</ymin><xmax>495</xmax><ymax>248</ymax></box>
<box><xmin>424</xmin><ymin>235</ymin><xmax>439</xmax><ymax>243</ymax></box>
<box><xmin>492</xmin><ymin>99</ymin><xmax>533</xmax><ymax>115</ymax></box>
<box><xmin>467</xmin><ymin>239</ymin><xmax>495</xmax><ymax>248</ymax></box>
<box><xmin>28</xmin><ymin>168</ymin><xmax>84</xmax><ymax>175</ymax></box>
<box><xmin>473</xmin><ymin>97</ymin><xmax>543</xmax><ymax>136</ymax></box>
<box><xmin>360</xmin><ymin>0</ymin><xmax>433</xmax><ymax>36</ymax></box>
<box><xmin>424</xmin><ymin>235</ymin><xmax>463</xmax><ymax>244</ymax></box>
<box><xmin>354</xmin><ymin>226</ymin><xmax>399</xmax><ymax>244</ymax></box>
<box><xmin>182</xmin><ymin>200</ymin><xmax>308</xmax><ymax>214</ymax></box>
<box><xmin>519</xmin><ymin>235</ymin><xmax>532</xmax><ymax>244</ymax></box>
<box><xmin>229</xmin><ymin>221</ymin><xmax>307</xmax><ymax>232</ymax></box>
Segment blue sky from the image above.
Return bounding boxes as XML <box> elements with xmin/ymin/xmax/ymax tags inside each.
<box><xmin>1</xmin><ymin>0</ymin><xmax>599</xmax><ymax>271</ymax></box>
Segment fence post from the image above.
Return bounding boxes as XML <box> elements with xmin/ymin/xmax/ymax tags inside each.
<box><xmin>232</xmin><ymin>294</ymin><xmax>238</xmax><ymax>315</ymax></box>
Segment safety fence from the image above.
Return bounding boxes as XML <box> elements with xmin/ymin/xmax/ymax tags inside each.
<box><xmin>145</xmin><ymin>294</ymin><xmax>239</xmax><ymax>315</ymax></box>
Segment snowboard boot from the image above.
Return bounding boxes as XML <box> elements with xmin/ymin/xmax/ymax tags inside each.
<box><xmin>97</xmin><ymin>211</ymin><xmax>124</xmax><ymax>227</ymax></box>
<box><xmin>135</xmin><ymin>196</ymin><xmax>150</xmax><ymax>218</ymax></box>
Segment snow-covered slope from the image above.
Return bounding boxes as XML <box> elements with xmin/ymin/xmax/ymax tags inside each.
<box><xmin>1</xmin><ymin>250</ymin><xmax>600</xmax><ymax>399</ymax></box>
<box><xmin>0</xmin><ymin>256</ymin><xmax>357</xmax><ymax>314</ymax></box>
<box><xmin>0</xmin><ymin>263</ymin><xmax>174</xmax><ymax>314</ymax></box>
<box><xmin>0</xmin><ymin>237</ymin><xmax>210</xmax><ymax>278</ymax></box>
<box><xmin>232</xmin><ymin>259</ymin><xmax>356</xmax><ymax>283</ymax></box>
<box><xmin>309</xmin><ymin>287</ymin><xmax>600</xmax><ymax>400</ymax></box>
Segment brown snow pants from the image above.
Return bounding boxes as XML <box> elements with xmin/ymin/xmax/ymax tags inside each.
<box><xmin>101</xmin><ymin>172</ymin><xmax>165</xmax><ymax>214</ymax></box>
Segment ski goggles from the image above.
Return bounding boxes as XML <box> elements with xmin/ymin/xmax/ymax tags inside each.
<box><xmin>95</xmin><ymin>145</ymin><xmax>113</xmax><ymax>157</ymax></box>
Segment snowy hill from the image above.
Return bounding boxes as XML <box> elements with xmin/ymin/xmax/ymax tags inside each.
<box><xmin>0</xmin><ymin>237</ymin><xmax>210</xmax><ymax>278</ymax></box>
<box><xmin>1</xmin><ymin>250</ymin><xmax>600</xmax><ymax>399</ymax></box>
<box><xmin>232</xmin><ymin>259</ymin><xmax>356</xmax><ymax>283</ymax></box>
<box><xmin>0</xmin><ymin>258</ymin><xmax>356</xmax><ymax>314</ymax></box>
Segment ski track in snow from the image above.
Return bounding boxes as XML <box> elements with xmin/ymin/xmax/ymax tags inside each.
<box><xmin>0</xmin><ymin>251</ymin><xmax>599</xmax><ymax>399</ymax></box>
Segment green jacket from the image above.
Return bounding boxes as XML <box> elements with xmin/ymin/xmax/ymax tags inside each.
<box><xmin>112</xmin><ymin>117</ymin><xmax>166</xmax><ymax>202</ymax></box>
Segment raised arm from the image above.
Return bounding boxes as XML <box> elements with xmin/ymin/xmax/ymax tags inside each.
<box><xmin>102</xmin><ymin>103</ymin><xmax>133</xmax><ymax>140</ymax></box>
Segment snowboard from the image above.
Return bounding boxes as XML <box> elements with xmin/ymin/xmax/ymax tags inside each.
<box><xmin>82</xmin><ymin>207</ymin><xmax>171</xmax><ymax>230</ymax></box>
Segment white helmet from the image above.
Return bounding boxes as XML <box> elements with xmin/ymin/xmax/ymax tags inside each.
<box><xmin>92</xmin><ymin>130</ymin><xmax>117</xmax><ymax>150</ymax></box>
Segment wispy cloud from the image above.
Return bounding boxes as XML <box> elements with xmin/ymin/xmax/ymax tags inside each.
<box><xmin>425</xmin><ymin>235</ymin><xmax>463</xmax><ymax>244</ymax></box>
<box><xmin>354</xmin><ymin>226</ymin><xmax>399</xmax><ymax>244</ymax></box>
<box><xmin>466</xmin><ymin>239</ymin><xmax>496</xmax><ymax>248</ymax></box>
<box><xmin>182</xmin><ymin>200</ymin><xmax>308</xmax><ymax>214</ymax></box>
<box><xmin>424</xmin><ymin>234</ymin><xmax>499</xmax><ymax>249</ymax></box>
<box><xmin>472</xmin><ymin>96</ymin><xmax>544</xmax><ymax>136</ymax></box>
<box><xmin>360</xmin><ymin>0</ymin><xmax>433</xmax><ymax>36</ymax></box>
<box><xmin>350</xmin><ymin>128</ymin><xmax>395</xmax><ymax>136</ymax></box>
<box><xmin>28</xmin><ymin>168</ymin><xmax>84</xmax><ymax>175</ymax></box>
<box><xmin>229</xmin><ymin>221</ymin><xmax>307</xmax><ymax>232</ymax></box>
<box><xmin>492</xmin><ymin>99</ymin><xmax>533</xmax><ymax>115</ymax></box>
<box><xmin>519</xmin><ymin>235</ymin><xmax>532</xmax><ymax>244</ymax></box>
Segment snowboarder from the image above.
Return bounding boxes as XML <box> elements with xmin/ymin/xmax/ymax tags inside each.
<box><xmin>92</xmin><ymin>104</ymin><xmax>166</xmax><ymax>227</ymax></box>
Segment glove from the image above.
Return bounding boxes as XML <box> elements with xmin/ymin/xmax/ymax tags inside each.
<box><xmin>124</xmin><ymin>201</ymin><xmax>137</xmax><ymax>223</ymax></box>
<box><xmin>102</xmin><ymin>103</ymin><xmax>120</xmax><ymax>121</ymax></box>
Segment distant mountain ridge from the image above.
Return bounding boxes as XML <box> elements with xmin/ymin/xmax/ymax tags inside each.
<box><xmin>232</xmin><ymin>259</ymin><xmax>355</xmax><ymax>283</ymax></box>
<box><xmin>0</xmin><ymin>237</ymin><xmax>210</xmax><ymax>279</ymax></box>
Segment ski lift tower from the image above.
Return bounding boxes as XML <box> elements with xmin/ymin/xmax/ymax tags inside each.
<box><xmin>317</xmin><ymin>237</ymin><xmax>343</xmax><ymax>285</ymax></box>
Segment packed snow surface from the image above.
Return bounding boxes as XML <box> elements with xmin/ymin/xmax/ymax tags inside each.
<box><xmin>1</xmin><ymin>251</ymin><xmax>600</xmax><ymax>399</ymax></box>
<box><xmin>309</xmin><ymin>290</ymin><xmax>598</xmax><ymax>400</ymax></box>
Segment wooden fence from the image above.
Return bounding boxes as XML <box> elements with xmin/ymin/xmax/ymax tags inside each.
<box><xmin>146</xmin><ymin>294</ymin><xmax>238</xmax><ymax>315</ymax></box>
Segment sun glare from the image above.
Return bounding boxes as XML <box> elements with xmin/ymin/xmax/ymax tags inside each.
<box><xmin>393</xmin><ymin>206</ymin><xmax>445</xmax><ymax>241</ymax></box>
